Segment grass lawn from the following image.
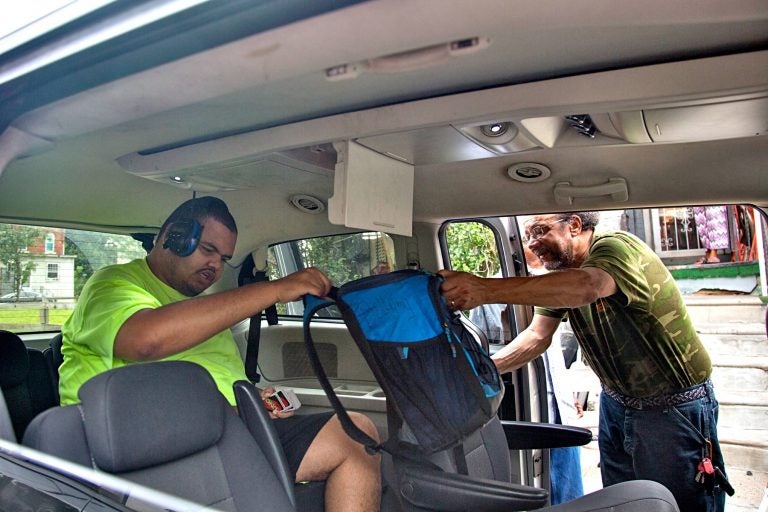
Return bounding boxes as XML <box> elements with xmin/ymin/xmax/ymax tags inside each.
<box><xmin>0</xmin><ymin>306</ymin><xmax>73</xmax><ymax>329</ymax></box>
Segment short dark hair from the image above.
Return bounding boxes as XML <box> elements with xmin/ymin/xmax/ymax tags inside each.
<box><xmin>160</xmin><ymin>196</ymin><xmax>237</xmax><ymax>236</ymax></box>
<box><xmin>560</xmin><ymin>211</ymin><xmax>600</xmax><ymax>231</ymax></box>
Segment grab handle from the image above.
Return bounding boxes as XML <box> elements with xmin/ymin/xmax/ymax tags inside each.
<box><xmin>554</xmin><ymin>177</ymin><xmax>628</xmax><ymax>206</ymax></box>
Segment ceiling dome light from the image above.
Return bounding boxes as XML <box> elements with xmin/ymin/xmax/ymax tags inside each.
<box><xmin>480</xmin><ymin>122</ymin><xmax>510</xmax><ymax>137</ymax></box>
<box><xmin>167</xmin><ymin>176</ymin><xmax>191</xmax><ymax>188</ymax></box>
<box><xmin>290</xmin><ymin>194</ymin><xmax>325</xmax><ymax>214</ymax></box>
<box><xmin>507</xmin><ymin>162</ymin><xmax>551</xmax><ymax>183</ymax></box>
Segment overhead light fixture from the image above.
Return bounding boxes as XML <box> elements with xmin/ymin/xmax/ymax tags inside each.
<box><xmin>290</xmin><ymin>194</ymin><xmax>325</xmax><ymax>214</ymax></box>
<box><xmin>168</xmin><ymin>176</ymin><xmax>191</xmax><ymax>188</ymax></box>
<box><xmin>325</xmin><ymin>37</ymin><xmax>491</xmax><ymax>80</ymax></box>
<box><xmin>480</xmin><ymin>122</ymin><xmax>510</xmax><ymax>138</ymax></box>
<box><xmin>507</xmin><ymin>162</ymin><xmax>551</xmax><ymax>183</ymax></box>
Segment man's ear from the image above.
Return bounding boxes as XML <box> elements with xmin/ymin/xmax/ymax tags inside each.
<box><xmin>568</xmin><ymin>215</ymin><xmax>583</xmax><ymax>235</ymax></box>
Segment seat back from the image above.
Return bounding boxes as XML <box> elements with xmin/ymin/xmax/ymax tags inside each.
<box><xmin>23</xmin><ymin>361</ymin><xmax>297</xmax><ymax>512</ymax></box>
<box><xmin>0</xmin><ymin>388</ymin><xmax>16</xmax><ymax>442</ymax></box>
<box><xmin>390</xmin><ymin>323</ymin><xmax>680</xmax><ymax>512</ymax></box>
<box><xmin>43</xmin><ymin>333</ymin><xmax>64</xmax><ymax>398</ymax></box>
<box><xmin>0</xmin><ymin>330</ymin><xmax>58</xmax><ymax>439</ymax></box>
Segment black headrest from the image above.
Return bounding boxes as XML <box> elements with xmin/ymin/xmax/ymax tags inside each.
<box><xmin>0</xmin><ymin>330</ymin><xmax>30</xmax><ymax>389</ymax></box>
<box><xmin>78</xmin><ymin>361</ymin><xmax>227</xmax><ymax>473</ymax></box>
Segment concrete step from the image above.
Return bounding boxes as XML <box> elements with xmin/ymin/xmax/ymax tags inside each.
<box><xmin>696</xmin><ymin>322</ymin><xmax>766</xmax><ymax>335</ymax></box>
<box><xmin>685</xmin><ymin>295</ymin><xmax>766</xmax><ymax>324</ymax></box>
<box><xmin>716</xmin><ymin>390</ymin><xmax>768</xmax><ymax>407</ymax></box>
<box><xmin>722</xmin><ymin>442</ymin><xmax>768</xmax><ymax>474</ymax></box>
<box><xmin>711</xmin><ymin>365</ymin><xmax>767</xmax><ymax>395</ymax></box>
<box><xmin>699</xmin><ymin>331</ymin><xmax>768</xmax><ymax>358</ymax></box>
<box><xmin>719</xmin><ymin>403</ymin><xmax>768</xmax><ymax>433</ymax></box>
<box><xmin>720</xmin><ymin>427</ymin><xmax>768</xmax><ymax>449</ymax></box>
<box><xmin>719</xmin><ymin>466</ymin><xmax>768</xmax><ymax>512</ymax></box>
<box><xmin>575</xmin><ymin>411</ymin><xmax>768</xmax><ymax>511</ymax></box>
<box><xmin>714</xmin><ymin>356</ymin><xmax>768</xmax><ymax>371</ymax></box>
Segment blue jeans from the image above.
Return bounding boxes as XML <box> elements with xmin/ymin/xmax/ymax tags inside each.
<box><xmin>550</xmin><ymin>446</ymin><xmax>584</xmax><ymax>504</ymax></box>
<box><xmin>598</xmin><ymin>381</ymin><xmax>727</xmax><ymax>512</ymax></box>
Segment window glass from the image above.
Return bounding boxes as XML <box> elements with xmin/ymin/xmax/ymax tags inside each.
<box><xmin>44</xmin><ymin>233</ymin><xmax>55</xmax><ymax>253</ymax></box>
<box><xmin>443</xmin><ymin>220</ymin><xmax>510</xmax><ymax>343</ymax></box>
<box><xmin>444</xmin><ymin>221</ymin><xmax>501</xmax><ymax>277</ymax></box>
<box><xmin>0</xmin><ymin>223</ymin><xmax>146</xmax><ymax>333</ymax></box>
<box><xmin>267</xmin><ymin>231</ymin><xmax>396</xmax><ymax>317</ymax></box>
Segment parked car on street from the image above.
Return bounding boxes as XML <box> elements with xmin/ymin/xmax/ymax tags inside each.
<box><xmin>0</xmin><ymin>290</ymin><xmax>44</xmax><ymax>302</ymax></box>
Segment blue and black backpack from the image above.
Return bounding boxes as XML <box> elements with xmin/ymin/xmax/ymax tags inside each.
<box><xmin>303</xmin><ymin>269</ymin><xmax>504</xmax><ymax>463</ymax></box>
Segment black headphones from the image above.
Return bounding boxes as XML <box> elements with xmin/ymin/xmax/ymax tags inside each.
<box><xmin>162</xmin><ymin>218</ymin><xmax>203</xmax><ymax>257</ymax></box>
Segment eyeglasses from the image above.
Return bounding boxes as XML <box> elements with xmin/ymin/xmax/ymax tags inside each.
<box><xmin>521</xmin><ymin>218</ymin><xmax>568</xmax><ymax>245</ymax></box>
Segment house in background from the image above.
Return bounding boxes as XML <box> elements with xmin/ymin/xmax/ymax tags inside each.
<box><xmin>18</xmin><ymin>228</ymin><xmax>75</xmax><ymax>299</ymax></box>
<box><xmin>624</xmin><ymin>206</ymin><xmax>765</xmax><ymax>296</ymax></box>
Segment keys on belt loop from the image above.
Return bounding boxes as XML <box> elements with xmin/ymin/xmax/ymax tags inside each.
<box><xmin>695</xmin><ymin>439</ymin><xmax>735</xmax><ymax>497</ymax></box>
<box><xmin>695</xmin><ymin>457</ymin><xmax>715</xmax><ymax>484</ymax></box>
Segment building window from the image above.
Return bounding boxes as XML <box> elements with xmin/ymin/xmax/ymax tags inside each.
<box><xmin>47</xmin><ymin>263</ymin><xmax>59</xmax><ymax>280</ymax></box>
<box><xmin>44</xmin><ymin>233</ymin><xmax>55</xmax><ymax>253</ymax></box>
<box><xmin>651</xmin><ymin>207</ymin><xmax>704</xmax><ymax>257</ymax></box>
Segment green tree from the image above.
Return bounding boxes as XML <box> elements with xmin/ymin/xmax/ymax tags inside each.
<box><xmin>296</xmin><ymin>235</ymin><xmax>366</xmax><ymax>285</ymax></box>
<box><xmin>0</xmin><ymin>224</ymin><xmax>42</xmax><ymax>300</ymax></box>
<box><xmin>445</xmin><ymin>222</ymin><xmax>500</xmax><ymax>277</ymax></box>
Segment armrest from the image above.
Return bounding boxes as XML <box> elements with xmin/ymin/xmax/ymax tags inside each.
<box><xmin>398</xmin><ymin>464</ymin><xmax>548</xmax><ymax>512</ymax></box>
<box><xmin>501</xmin><ymin>420</ymin><xmax>593</xmax><ymax>450</ymax></box>
<box><xmin>232</xmin><ymin>380</ymin><xmax>295</xmax><ymax>506</ymax></box>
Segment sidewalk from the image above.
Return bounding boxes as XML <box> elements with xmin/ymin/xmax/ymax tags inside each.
<box><xmin>567</xmin><ymin>379</ymin><xmax>766</xmax><ymax>511</ymax></box>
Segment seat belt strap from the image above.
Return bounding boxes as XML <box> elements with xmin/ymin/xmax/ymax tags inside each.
<box><xmin>238</xmin><ymin>255</ymin><xmax>278</xmax><ymax>383</ymax></box>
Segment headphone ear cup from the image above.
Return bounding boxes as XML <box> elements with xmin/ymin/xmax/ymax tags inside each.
<box><xmin>163</xmin><ymin>220</ymin><xmax>202</xmax><ymax>256</ymax></box>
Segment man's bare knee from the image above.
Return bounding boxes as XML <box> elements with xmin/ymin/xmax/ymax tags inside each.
<box><xmin>348</xmin><ymin>412</ymin><xmax>380</xmax><ymax>443</ymax></box>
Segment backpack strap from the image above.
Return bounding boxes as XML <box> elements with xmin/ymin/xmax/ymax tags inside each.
<box><xmin>303</xmin><ymin>293</ymin><xmax>382</xmax><ymax>454</ymax></box>
<box><xmin>303</xmin><ymin>287</ymin><xmax>461</xmax><ymax>472</ymax></box>
<box><xmin>238</xmin><ymin>255</ymin><xmax>278</xmax><ymax>383</ymax></box>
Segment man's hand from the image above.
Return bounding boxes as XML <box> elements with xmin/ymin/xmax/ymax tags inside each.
<box><xmin>273</xmin><ymin>267</ymin><xmax>332</xmax><ymax>304</ymax></box>
<box><xmin>438</xmin><ymin>269</ymin><xmax>489</xmax><ymax>311</ymax></box>
<box><xmin>260</xmin><ymin>386</ymin><xmax>295</xmax><ymax>419</ymax></box>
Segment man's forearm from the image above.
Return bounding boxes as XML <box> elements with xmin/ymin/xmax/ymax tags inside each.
<box><xmin>491</xmin><ymin>327</ymin><xmax>552</xmax><ymax>374</ymax></box>
<box><xmin>484</xmin><ymin>271</ymin><xmax>599</xmax><ymax>309</ymax></box>
<box><xmin>114</xmin><ymin>267</ymin><xmax>331</xmax><ymax>361</ymax></box>
<box><xmin>115</xmin><ymin>282</ymin><xmax>282</xmax><ymax>361</ymax></box>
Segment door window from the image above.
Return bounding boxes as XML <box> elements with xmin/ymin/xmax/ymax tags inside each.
<box><xmin>443</xmin><ymin>220</ymin><xmax>510</xmax><ymax>343</ymax></box>
<box><xmin>0</xmin><ymin>223</ymin><xmax>146</xmax><ymax>333</ymax></box>
<box><xmin>267</xmin><ymin>231</ymin><xmax>396</xmax><ymax>316</ymax></box>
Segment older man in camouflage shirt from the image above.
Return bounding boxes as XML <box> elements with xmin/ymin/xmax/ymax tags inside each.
<box><xmin>439</xmin><ymin>211</ymin><xmax>730</xmax><ymax>512</ymax></box>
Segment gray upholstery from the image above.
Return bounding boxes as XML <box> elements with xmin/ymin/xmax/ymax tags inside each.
<box><xmin>0</xmin><ymin>389</ymin><xmax>16</xmax><ymax>442</ymax></box>
<box><xmin>0</xmin><ymin>330</ymin><xmax>58</xmax><ymax>439</ymax></box>
<box><xmin>43</xmin><ymin>333</ymin><xmax>64</xmax><ymax>399</ymax></box>
<box><xmin>390</xmin><ymin>324</ymin><xmax>681</xmax><ymax>512</ymax></box>
<box><xmin>79</xmin><ymin>362</ymin><xmax>226</xmax><ymax>473</ymax></box>
<box><xmin>545</xmin><ymin>480</ymin><xmax>678</xmax><ymax>512</ymax></box>
<box><xmin>22</xmin><ymin>403</ymin><xmax>92</xmax><ymax>467</ymax></box>
<box><xmin>23</xmin><ymin>361</ymin><xmax>297</xmax><ymax>512</ymax></box>
<box><xmin>233</xmin><ymin>380</ymin><xmax>296</xmax><ymax>505</ymax></box>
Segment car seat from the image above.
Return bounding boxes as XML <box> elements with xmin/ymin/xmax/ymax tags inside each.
<box><xmin>234</xmin><ymin>380</ymin><xmax>401</xmax><ymax>512</ymax></box>
<box><xmin>386</xmin><ymin>320</ymin><xmax>680</xmax><ymax>512</ymax></box>
<box><xmin>0</xmin><ymin>330</ymin><xmax>59</xmax><ymax>439</ymax></box>
<box><xmin>43</xmin><ymin>332</ymin><xmax>64</xmax><ymax>393</ymax></box>
<box><xmin>391</xmin><ymin>416</ymin><xmax>679</xmax><ymax>511</ymax></box>
<box><xmin>0</xmin><ymin>388</ymin><xmax>16</xmax><ymax>442</ymax></box>
<box><xmin>23</xmin><ymin>360</ymin><xmax>298</xmax><ymax>511</ymax></box>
